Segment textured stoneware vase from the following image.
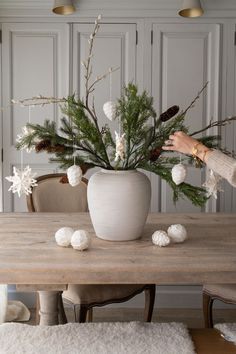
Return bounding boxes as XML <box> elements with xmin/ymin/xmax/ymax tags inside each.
<box><xmin>88</xmin><ymin>169</ymin><xmax>151</xmax><ymax>241</ymax></box>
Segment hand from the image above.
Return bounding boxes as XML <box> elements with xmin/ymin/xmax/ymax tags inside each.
<box><xmin>162</xmin><ymin>131</ymin><xmax>199</xmax><ymax>155</ymax></box>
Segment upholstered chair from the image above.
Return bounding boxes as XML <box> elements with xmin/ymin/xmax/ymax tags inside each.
<box><xmin>27</xmin><ymin>173</ymin><xmax>156</xmax><ymax>323</ymax></box>
<box><xmin>203</xmin><ymin>285</ymin><xmax>236</xmax><ymax>327</ymax></box>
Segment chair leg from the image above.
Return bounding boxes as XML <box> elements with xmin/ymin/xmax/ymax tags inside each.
<box><xmin>75</xmin><ymin>304</ymin><xmax>89</xmax><ymax>323</ymax></box>
<box><xmin>35</xmin><ymin>292</ymin><xmax>40</xmax><ymax>325</ymax></box>
<box><xmin>203</xmin><ymin>292</ymin><xmax>214</xmax><ymax>328</ymax></box>
<box><xmin>87</xmin><ymin>308</ymin><xmax>93</xmax><ymax>322</ymax></box>
<box><xmin>144</xmin><ymin>285</ymin><xmax>156</xmax><ymax>322</ymax></box>
<box><xmin>58</xmin><ymin>292</ymin><xmax>67</xmax><ymax>324</ymax></box>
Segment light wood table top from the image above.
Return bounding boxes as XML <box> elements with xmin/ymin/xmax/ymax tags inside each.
<box><xmin>0</xmin><ymin>212</ymin><xmax>235</xmax><ymax>285</ymax></box>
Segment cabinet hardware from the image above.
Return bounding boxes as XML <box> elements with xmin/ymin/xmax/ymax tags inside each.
<box><xmin>0</xmin><ymin>30</ymin><xmax>2</xmax><ymax>44</ymax></box>
<box><xmin>235</xmin><ymin>31</ymin><xmax>236</xmax><ymax>46</ymax></box>
<box><xmin>1</xmin><ymin>149</ymin><xmax>3</xmax><ymax>163</ymax></box>
<box><xmin>136</xmin><ymin>30</ymin><xmax>138</xmax><ymax>45</ymax></box>
<box><xmin>151</xmin><ymin>30</ymin><xmax>153</xmax><ymax>45</ymax></box>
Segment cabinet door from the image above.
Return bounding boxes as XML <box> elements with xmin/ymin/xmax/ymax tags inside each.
<box><xmin>151</xmin><ymin>23</ymin><xmax>220</xmax><ymax>212</ymax></box>
<box><xmin>2</xmin><ymin>23</ymin><xmax>69</xmax><ymax>211</ymax></box>
<box><xmin>72</xmin><ymin>23</ymin><xmax>136</xmax><ymax>137</ymax></box>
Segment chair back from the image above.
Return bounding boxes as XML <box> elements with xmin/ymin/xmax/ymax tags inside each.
<box><xmin>27</xmin><ymin>173</ymin><xmax>88</xmax><ymax>212</ymax></box>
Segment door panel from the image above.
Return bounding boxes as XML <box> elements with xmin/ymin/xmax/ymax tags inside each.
<box><xmin>151</xmin><ymin>23</ymin><xmax>220</xmax><ymax>212</ymax></box>
<box><xmin>2</xmin><ymin>23</ymin><xmax>69</xmax><ymax>211</ymax></box>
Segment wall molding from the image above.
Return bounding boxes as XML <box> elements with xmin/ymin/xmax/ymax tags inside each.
<box><xmin>1</xmin><ymin>0</ymin><xmax>236</xmax><ymax>18</ymax></box>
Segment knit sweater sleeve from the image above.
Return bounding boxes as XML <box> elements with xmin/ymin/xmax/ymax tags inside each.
<box><xmin>206</xmin><ymin>150</ymin><xmax>236</xmax><ymax>187</ymax></box>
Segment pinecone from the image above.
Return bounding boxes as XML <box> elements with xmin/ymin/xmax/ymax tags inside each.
<box><xmin>59</xmin><ymin>175</ymin><xmax>69</xmax><ymax>184</ymax></box>
<box><xmin>149</xmin><ymin>147</ymin><xmax>162</xmax><ymax>162</ymax></box>
<box><xmin>159</xmin><ymin>105</ymin><xmax>179</xmax><ymax>122</ymax></box>
<box><xmin>47</xmin><ymin>144</ymin><xmax>65</xmax><ymax>153</ymax></box>
<box><xmin>35</xmin><ymin>139</ymin><xmax>51</xmax><ymax>152</ymax></box>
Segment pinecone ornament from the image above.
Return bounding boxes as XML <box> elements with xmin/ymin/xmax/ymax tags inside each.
<box><xmin>103</xmin><ymin>101</ymin><xmax>116</xmax><ymax>121</ymax></box>
<box><xmin>67</xmin><ymin>165</ymin><xmax>82</xmax><ymax>187</ymax></box>
<box><xmin>171</xmin><ymin>163</ymin><xmax>187</xmax><ymax>185</ymax></box>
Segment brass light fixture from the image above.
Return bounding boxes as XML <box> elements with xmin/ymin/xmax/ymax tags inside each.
<box><xmin>179</xmin><ymin>0</ymin><xmax>204</xmax><ymax>17</ymax></box>
<box><xmin>52</xmin><ymin>0</ymin><xmax>76</xmax><ymax>15</ymax></box>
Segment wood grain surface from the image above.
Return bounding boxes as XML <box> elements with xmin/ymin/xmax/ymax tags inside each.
<box><xmin>0</xmin><ymin>212</ymin><xmax>235</xmax><ymax>285</ymax></box>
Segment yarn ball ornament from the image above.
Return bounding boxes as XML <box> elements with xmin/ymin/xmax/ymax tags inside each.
<box><xmin>67</xmin><ymin>165</ymin><xmax>82</xmax><ymax>187</ymax></box>
<box><xmin>71</xmin><ymin>230</ymin><xmax>90</xmax><ymax>251</ymax></box>
<box><xmin>171</xmin><ymin>163</ymin><xmax>187</xmax><ymax>185</ymax></box>
<box><xmin>103</xmin><ymin>101</ymin><xmax>116</xmax><ymax>121</ymax></box>
<box><xmin>55</xmin><ymin>227</ymin><xmax>74</xmax><ymax>247</ymax></box>
<box><xmin>167</xmin><ymin>224</ymin><xmax>187</xmax><ymax>243</ymax></box>
<box><xmin>152</xmin><ymin>230</ymin><xmax>170</xmax><ymax>247</ymax></box>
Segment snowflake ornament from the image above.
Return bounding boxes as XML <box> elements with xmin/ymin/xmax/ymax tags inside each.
<box><xmin>202</xmin><ymin>169</ymin><xmax>223</xmax><ymax>199</ymax></box>
<box><xmin>114</xmin><ymin>131</ymin><xmax>125</xmax><ymax>161</ymax></box>
<box><xmin>6</xmin><ymin>166</ymin><xmax>37</xmax><ymax>197</ymax></box>
<box><xmin>16</xmin><ymin>126</ymin><xmax>36</xmax><ymax>153</ymax></box>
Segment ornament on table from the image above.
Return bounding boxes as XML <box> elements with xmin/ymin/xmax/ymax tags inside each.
<box><xmin>152</xmin><ymin>230</ymin><xmax>170</xmax><ymax>247</ymax></box>
<box><xmin>167</xmin><ymin>224</ymin><xmax>187</xmax><ymax>243</ymax></box>
<box><xmin>5</xmin><ymin>165</ymin><xmax>37</xmax><ymax>197</ymax></box>
<box><xmin>114</xmin><ymin>131</ymin><xmax>125</xmax><ymax>161</ymax></box>
<box><xmin>202</xmin><ymin>169</ymin><xmax>223</xmax><ymax>199</ymax></box>
<box><xmin>71</xmin><ymin>230</ymin><xmax>90</xmax><ymax>251</ymax></box>
<box><xmin>103</xmin><ymin>67</ymin><xmax>117</xmax><ymax>121</ymax></box>
<box><xmin>55</xmin><ymin>227</ymin><xmax>74</xmax><ymax>247</ymax></box>
<box><xmin>171</xmin><ymin>163</ymin><xmax>187</xmax><ymax>185</ymax></box>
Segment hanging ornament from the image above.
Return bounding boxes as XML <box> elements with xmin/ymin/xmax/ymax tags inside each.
<box><xmin>202</xmin><ymin>169</ymin><xmax>223</xmax><ymax>199</ymax></box>
<box><xmin>5</xmin><ymin>165</ymin><xmax>37</xmax><ymax>197</ymax></box>
<box><xmin>67</xmin><ymin>165</ymin><xmax>82</xmax><ymax>187</ymax></box>
<box><xmin>171</xmin><ymin>163</ymin><xmax>187</xmax><ymax>185</ymax></box>
<box><xmin>103</xmin><ymin>101</ymin><xmax>116</xmax><ymax>121</ymax></box>
<box><xmin>16</xmin><ymin>126</ymin><xmax>36</xmax><ymax>153</ymax></box>
<box><xmin>103</xmin><ymin>67</ymin><xmax>117</xmax><ymax>121</ymax></box>
<box><xmin>114</xmin><ymin>131</ymin><xmax>125</xmax><ymax>161</ymax></box>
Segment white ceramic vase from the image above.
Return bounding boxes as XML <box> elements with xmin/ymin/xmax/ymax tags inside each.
<box><xmin>88</xmin><ymin>169</ymin><xmax>151</xmax><ymax>241</ymax></box>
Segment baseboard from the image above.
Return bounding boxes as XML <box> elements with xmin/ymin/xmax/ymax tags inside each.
<box><xmin>7</xmin><ymin>285</ymin><xmax>236</xmax><ymax>309</ymax></box>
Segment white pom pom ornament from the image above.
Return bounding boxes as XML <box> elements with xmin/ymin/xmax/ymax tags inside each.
<box><xmin>71</xmin><ymin>230</ymin><xmax>90</xmax><ymax>251</ymax></box>
<box><xmin>171</xmin><ymin>163</ymin><xmax>187</xmax><ymax>185</ymax></box>
<box><xmin>67</xmin><ymin>165</ymin><xmax>82</xmax><ymax>187</ymax></box>
<box><xmin>167</xmin><ymin>224</ymin><xmax>187</xmax><ymax>243</ymax></box>
<box><xmin>55</xmin><ymin>227</ymin><xmax>74</xmax><ymax>247</ymax></box>
<box><xmin>152</xmin><ymin>230</ymin><xmax>170</xmax><ymax>247</ymax></box>
<box><xmin>103</xmin><ymin>101</ymin><xmax>116</xmax><ymax>121</ymax></box>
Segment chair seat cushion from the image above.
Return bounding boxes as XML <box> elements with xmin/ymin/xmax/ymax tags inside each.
<box><xmin>63</xmin><ymin>284</ymin><xmax>147</xmax><ymax>305</ymax></box>
<box><xmin>203</xmin><ymin>284</ymin><xmax>236</xmax><ymax>302</ymax></box>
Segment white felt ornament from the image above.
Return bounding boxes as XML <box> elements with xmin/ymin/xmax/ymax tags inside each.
<box><xmin>202</xmin><ymin>169</ymin><xmax>223</xmax><ymax>199</ymax></box>
<box><xmin>103</xmin><ymin>101</ymin><xmax>116</xmax><ymax>121</ymax></box>
<box><xmin>171</xmin><ymin>163</ymin><xmax>187</xmax><ymax>185</ymax></box>
<box><xmin>55</xmin><ymin>227</ymin><xmax>74</xmax><ymax>247</ymax></box>
<box><xmin>5</xmin><ymin>166</ymin><xmax>37</xmax><ymax>197</ymax></box>
<box><xmin>71</xmin><ymin>230</ymin><xmax>90</xmax><ymax>251</ymax></box>
<box><xmin>67</xmin><ymin>165</ymin><xmax>82</xmax><ymax>187</ymax></box>
<box><xmin>167</xmin><ymin>224</ymin><xmax>187</xmax><ymax>243</ymax></box>
<box><xmin>152</xmin><ymin>230</ymin><xmax>170</xmax><ymax>247</ymax></box>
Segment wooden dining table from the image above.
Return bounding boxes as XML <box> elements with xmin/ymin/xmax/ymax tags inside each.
<box><xmin>0</xmin><ymin>212</ymin><xmax>236</xmax><ymax>325</ymax></box>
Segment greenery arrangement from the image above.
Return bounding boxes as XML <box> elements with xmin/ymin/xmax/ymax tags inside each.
<box><xmin>15</xmin><ymin>16</ymin><xmax>236</xmax><ymax>207</ymax></box>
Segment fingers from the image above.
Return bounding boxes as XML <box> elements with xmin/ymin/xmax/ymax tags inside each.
<box><xmin>162</xmin><ymin>145</ymin><xmax>177</xmax><ymax>151</ymax></box>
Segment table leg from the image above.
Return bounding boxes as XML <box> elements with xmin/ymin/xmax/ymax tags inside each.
<box><xmin>38</xmin><ymin>291</ymin><xmax>60</xmax><ymax>325</ymax></box>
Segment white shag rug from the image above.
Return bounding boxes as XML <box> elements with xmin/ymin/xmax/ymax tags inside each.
<box><xmin>0</xmin><ymin>322</ymin><xmax>196</xmax><ymax>354</ymax></box>
<box><xmin>215</xmin><ymin>323</ymin><xmax>236</xmax><ymax>343</ymax></box>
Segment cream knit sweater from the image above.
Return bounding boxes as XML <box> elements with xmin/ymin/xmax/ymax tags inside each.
<box><xmin>207</xmin><ymin>150</ymin><xmax>236</xmax><ymax>187</ymax></box>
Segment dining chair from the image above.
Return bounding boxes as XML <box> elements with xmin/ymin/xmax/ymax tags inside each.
<box><xmin>27</xmin><ymin>173</ymin><xmax>156</xmax><ymax>323</ymax></box>
<box><xmin>203</xmin><ymin>284</ymin><xmax>236</xmax><ymax>327</ymax></box>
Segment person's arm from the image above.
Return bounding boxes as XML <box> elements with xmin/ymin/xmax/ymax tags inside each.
<box><xmin>162</xmin><ymin>131</ymin><xmax>236</xmax><ymax>187</ymax></box>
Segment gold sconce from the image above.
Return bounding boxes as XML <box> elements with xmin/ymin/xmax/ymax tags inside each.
<box><xmin>52</xmin><ymin>0</ymin><xmax>76</xmax><ymax>15</ymax></box>
<box><xmin>179</xmin><ymin>0</ymin><xmax>204</xmax><ymax>18</ymax></box>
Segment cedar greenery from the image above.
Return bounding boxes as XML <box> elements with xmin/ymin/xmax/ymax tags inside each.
<box><xmin>15</xmin><ymin>16</ymin><xmax>236</xmax><ymax>207</ymax></box>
